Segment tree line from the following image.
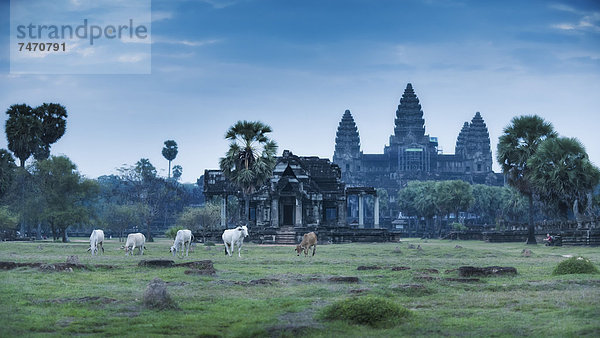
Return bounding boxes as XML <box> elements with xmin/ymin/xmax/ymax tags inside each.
<box><xmin>0</xmin><ymin>103</ymin><xmax>210</xmax><ymax>241</ymax></box>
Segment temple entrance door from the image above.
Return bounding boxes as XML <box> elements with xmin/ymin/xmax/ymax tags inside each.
<box><xmin>283</xmin><ymin>204</ymin><xmax>294</xmax><ymax>225</ymax></box>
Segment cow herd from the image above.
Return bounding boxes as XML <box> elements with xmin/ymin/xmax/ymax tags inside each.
<box><xmin>86</xmin><ymin>226</ymin><xmax>317</xmax><ymax>258</ymax></box>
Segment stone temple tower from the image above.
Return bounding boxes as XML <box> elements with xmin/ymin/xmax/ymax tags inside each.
<box><xmin>386</xmin><ymin>83</ymin><xmax>437</xmax><ymax>173</ymax></box>
<box><xmin>333</xmin><ymin>109</ymin><xmax>361</xmax><ymax>183</ymax></box>
<box><xmin>455</xmin><ymin>112</ymin><xmax>493</xmax><ymax>174</ymax></box>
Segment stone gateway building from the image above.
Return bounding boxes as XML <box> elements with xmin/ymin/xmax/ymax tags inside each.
<box><xmin>204</xmin><ymin>151</ymin><xmax>353</xmax><ymax>238</ymax></box>
<box><xmin>333</xmin><ymin>83</ymin><xmax>503</xmax><ymax>190</ymax></box>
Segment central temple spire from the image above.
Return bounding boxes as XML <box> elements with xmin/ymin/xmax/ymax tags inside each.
<box><xmin>393</xmin><ymin>83</ymin><xmax>426</xmax><ymax>144</ymax></box>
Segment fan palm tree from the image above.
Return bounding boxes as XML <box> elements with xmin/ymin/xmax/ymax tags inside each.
<box><xmin>219</xmin><ymin>120</ymin><xmax>277</xmax><ymax>223</ymax></box>
<box><xmin>497</xmin><ymin>115</ymin><xmax>556</xmax><ymax>244</ymax></box>
<box><xmin>528</xmin><ymin>137</ymin><xmax>600</xmax><ymax>220</ymax></box>
<box><xmin>5</xmin><ymin>104</ymin><xmax>41</xmax><ymax>167</ymax></box>
<box><xmin>162</xmin><ymin>140</ymin><xmax>178</xmax><ymax>179</ymax></box>
<box><xmin>32</xmin><ymin>103</ymin><xmax>67</xmax><ymax>161</ymax></box>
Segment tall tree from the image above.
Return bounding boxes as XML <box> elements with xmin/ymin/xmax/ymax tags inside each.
<box><xmin>0</xmin><ymin>149</ymin><xmax>16</xmax><ymax>198</ymax></box>
<box><xmin>446</xmin><ymin>180</ymin><xmax>474</xmax><ymax>223</ymax></box>
<box><xmin>497</xmin><ymin>115</ymin><xmax>556</xmax><ymax>244</ymax></box>
<box><xmin>32</xmin><ymin>103</ymin><xmax>67</xmax><ymax>160</ymax></box>
<box><xmin>528</xmin><ymin>137</ymin><xmax>600</xmax><ymax>221</ymax></box>
<box><xmin>103</xmin><ymin>203</ymin><xmax>148</xmax><ymax>242</ymax></box>
<box><xmin>33</xmin><ymin>156</ymin><xmax>98</xmax><ymax>242</ymax></box>
<box><xmin>219</xmin><ymin>120</ymin><xmax>277</xmax><ymax>223</ymax></box>
<box><xmin>470</xmin><ymin>185</ymin><xmax>504</xmax><ymax>225</ymax></box>
<box><xmin>162</xmin><ymin>140</ymin><xmax>178</xmax><ymax>179</ymax></box>
<box><xmin>5</xmin><ymin>104</ymin><xmax>41</xmax><ymax>167</ymax></box>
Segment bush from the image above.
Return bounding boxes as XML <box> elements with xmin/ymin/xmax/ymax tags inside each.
<box><xmin>320</xmin><ymin>296</ymin><xmax>410</xmax><ymax>327</ymax></box>
<box><xmin>452</xmin><ymin>222</ymin><xmax>467</xmax><ymax>231</ymax></box>
<box><xmin>164</xmin><ymin>226</ymin><xmax>185</xmax><ymax>239</ymax></box>
<box><xmin>553</xmin><ymin>256</ymin><xmax>599</xmax><ymax>275</ymax></box>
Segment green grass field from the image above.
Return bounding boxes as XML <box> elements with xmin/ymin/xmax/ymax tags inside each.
<box><xmin>1</xmin><ymin>238</ymin><xmax>599</xmax><ymax>337</ymax></box>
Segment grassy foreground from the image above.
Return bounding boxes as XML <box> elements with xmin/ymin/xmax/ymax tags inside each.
<box><xmin>0</xmin><ymin>238</ymin><xmax>599</xmax><ymax>337</ymax></box>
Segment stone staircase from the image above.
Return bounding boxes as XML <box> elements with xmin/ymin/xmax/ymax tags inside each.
<box><xmin>276</xmin><ymin>226</ymin><xmax>297</xmax><ymax>244</ymax></box>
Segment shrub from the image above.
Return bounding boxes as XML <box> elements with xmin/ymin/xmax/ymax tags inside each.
<box><xmin>320</xmin><ymin>296</ymin><xmax>410</xmax><ymax>327</ymax></box>
<box><xmin>164</xmin><ymin>226</ymin><xmax>185</xmax><ymax>239</ymax></box>
<box><xmin>452</xmin><ymin>222</ymin><xmax>467</xmax><ymax>231</ymax></box>
<box><xmin>553</xmin><ymin>256</ymin><xmax>599</xmax><ymax>275</ymax></box>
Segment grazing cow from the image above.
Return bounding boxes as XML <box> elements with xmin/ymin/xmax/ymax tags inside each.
<box><xmin>124</xmin><ymin>233</ymin><xmax>146</xmax><ymax>256</ymax></box>
<box><xmin>170</xmin><ymin>229</ymin><xmax>193</xmax><ymax>257</ymax></box>
<box><xmin>295</xmin><ymin>232</ymin><xmax>317</xmax><ymax>257</ymax></box>
<box><xmin>88</xmin><ymin>229</ymin><xmax>105</xmax><ymax>256</ymax></box>
<box><xmin>222</xmin><ymin>225</ymin><xmax>249</xmax><ymax>257</ymax></box>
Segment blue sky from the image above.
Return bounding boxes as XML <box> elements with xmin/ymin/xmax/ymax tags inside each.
<box><xmin>1</xmin><ymin>0</ymin><xmax>599</xmax><ymax>183</ymax></box>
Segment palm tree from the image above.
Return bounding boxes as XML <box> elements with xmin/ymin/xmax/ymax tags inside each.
<box><xmin>4</xmin><ymin>104</ymin><xmax>41</xmax><ymax>167</ymax></box>
<box><xmin>497</xmin><ymin>115</ymin><xmax>556</xmax><ymax>244</ymax></box>
<box><xmin>528</xmin><ymin>137</ymin><xmax>600</xmax><ymax>220</ymax></box>
<box><xmin>162</xmin><ymin>140</ymin><xmax>178</xmax><ymax>179</ymax></box>
<box><xmin>219</xmin><ymin>120</ymin><xmax>277</xmax><ymax>223</ymax></box>
<box><xmin>32</xmin><ymin>103</ymin><xmax>67</xmax><ymax>161</ymax></box>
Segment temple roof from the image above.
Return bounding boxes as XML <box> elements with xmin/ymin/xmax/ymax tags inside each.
<box><xmin>333</xmin><ymin>109</ymin><xmax>361</xmax><ymax>160</ymax></box>
<box><xmin>454</xmin><ymin>112</ymin><xmax>492</xmax><ymax>160</ymax></box>
<box><xmin>394</xmin><ymin>83</ymin><xmax>426</xmax><ymax>143</ymax></box>
<box><xmin>465</xmin><ymin>112</ymin><xmax>491</xmax><ymax>154</ymax></box>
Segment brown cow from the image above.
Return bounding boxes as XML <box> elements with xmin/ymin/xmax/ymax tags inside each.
<box><xmin>295</xmin><ymin>232</ymin><xmax>317</xmax><ymax>257</ymax></box>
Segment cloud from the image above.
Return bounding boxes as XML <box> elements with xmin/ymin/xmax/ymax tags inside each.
<box><xmin>153</xmin><ymin>37</ymin><xmax>221</xmax><ymax>47</ymax></box>
<box><xmin>152</xmin><ymin>11</ymin><xmax>174</xmax><ymax>22</ymax></box>
<box><xmin>199</xmin><ymin>0</ymin><xmax>242</xmax><ymax>9</ymax></box>
<box><xmin>550</xmin><ymin>3</ymin><xmax>600</xmax><ymax>33</ymax></box>
<box><xmin>116</xmin><ymin>53</ymin><xmax>147</xmax><ymax>63</ymax></box>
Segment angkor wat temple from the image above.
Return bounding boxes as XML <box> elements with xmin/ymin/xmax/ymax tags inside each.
<box><xmin>333</xmin><ymin>83</ymin><xmax>503</xmax><ymax>190</ymax></box>
<box><xmin>203</xmin><ymin>83</ymin><xmax>504</xmax><ymax>242</ymax></box>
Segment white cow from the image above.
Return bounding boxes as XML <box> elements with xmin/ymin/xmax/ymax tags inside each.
<box><xmin>124</xmin><ymin>233</ymin><xmax>146</xmax><ymax>256</ymax></box>
<box><xmin>222</xmin><ymin>225</ymin><xmax>249</xmax><ymax>257</ymax></box>
<box><xmin>88</xmin><ymin>229</ymin><xmax>105</xmax><ymax>256</ymax></box>
<box><xmin>170</xmin><ymin>229</ymin><xmax>193</xmax><ymax>258</ymax></box>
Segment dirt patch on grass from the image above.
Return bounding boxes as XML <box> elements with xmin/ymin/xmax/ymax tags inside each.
<box><xmin>179</xmin><ymin>260</ymin><xmax>216</xmax><ymax>275</ymax></box>
<box><xmin>39</xmin><ymin>263</ymin><xmax>88</xmax><ymax>272</ymax></box>
<box><xmin>214</xmin><ymin>278</ymin><xmax>280</xmax><ymax>286</ymax></box>
<box><xmin>459</xmin><ymin>266</ymin><xmax>517</xmax><ymax>277</ymax></box>
<box><xmin>349</xmin><ymin>288</ymin><xmax>370</xmax><ymax>294</ymax></box>
<box><xmin>444</xmin><ymin>277</ymin><xmax>481</xmax><ymax>283</ymax></box>
<box><xmin>138</xmin><ymin>260</ymin><xmax>175</xmax><ymax>267</ymax></box>
<box><xmin>35</xmin><ymin>296</ymin><xmax>118</xmax><ymax>305</ymax></box>
<box><xmin>328</xmin><ymin>276</ymin><xmax>360</xmax><ymax>283</ymax></box>
<box><xmin>391</xmin><ymin>266</ymin><xmax>411</xmax><ymax>271</ymax></box>
<box><xmin>357</xmin><ymin>265</ymin><xmax>382</xmax><ymax>270</ymax></box>
<box><xmin>0</xmin><ymin>261</ymin><xmax>116</xmax><ymax>271</ymax></box>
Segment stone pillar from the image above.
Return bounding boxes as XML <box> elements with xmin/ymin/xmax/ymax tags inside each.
<box><xmin>295</xmin><ymin>197</ymin><xmax>303</xmax><ymax>226</ymax></box>
<box><xmin>256</xmin><ymin>204</ymin><xmax>262</xmax><ymax>224</ymax></box>
<box><xmin>271</xmin><ymin>198</ymin><xmax>279</xmax><ymax>227</ymax></box>
<box><xmin>358</xmin><ymin>194</ymin><xmax>364</xmax><ymax>228</ymax></box>
<box><xmin>313</xmin><ymin>204</ymin><xmax>320</xmax><ymax>226</ymax></box>
<box><xmin>220</xmin><ymin>195</ymin><xmax>227</xmax><ymax>228</ymax></box>
<box><xmin>374</xmin><ymin>196</ymin><xmax>380</xmax><ymax>228</ymax></box>
<box><xmin>338</xmin><ymin>200</ymin><xmax>346</xmax><ymax>226</ymax></box>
